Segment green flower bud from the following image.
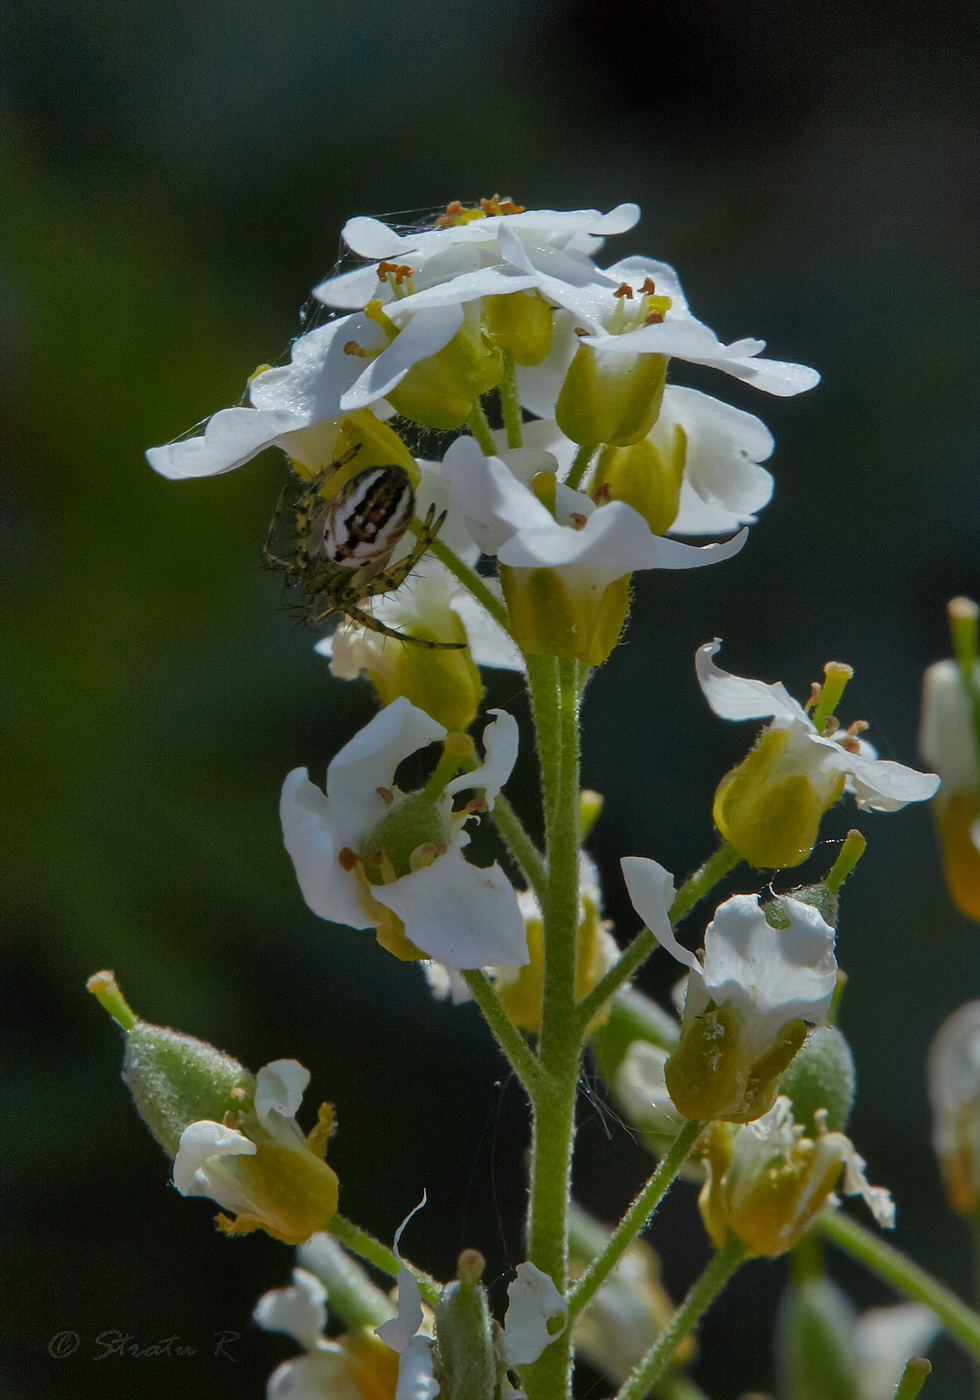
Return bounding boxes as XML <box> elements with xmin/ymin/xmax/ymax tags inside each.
<box><xmin>556</xmin><ymin>343</ymin><xmax>667</xmax><ymax>447</ymax></box>
<box><xmin>434</xmin><ymin>1252</ymin><xmax>497</xmax><ymax>1400</ymax></box>
<box><xmin>482</xmin><ymin>290</ymin><xmax>554</xmax><ymax>365</ymax></box>
<box><xmin>779</xmin><ymin>1026</ymin><xmax>856</xmax><ymax>1136</ymax></box>
<box><xmin>777</xmin><ymin>1277</ymin><xmax>860</xmax><ymax>1400</ymax></box>
<box><xmin>88</xmin><ymin>971</ymin><xmax>253</xmax><ymax>1157</ymax></box>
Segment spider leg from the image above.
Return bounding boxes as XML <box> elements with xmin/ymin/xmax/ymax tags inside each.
<box><xmin>324</xmin><ymin>600</ymin><xmax>466</xmax><ymax>650</ymax></box>
<box><xmin>357</xmin><ymin>507</ymin><xmax>448</xmax><ymax>598</ymax></box>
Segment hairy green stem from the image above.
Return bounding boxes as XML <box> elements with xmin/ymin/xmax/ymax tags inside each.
<box><xmin>462</xmin><ymin>970</ymin><xmax>544</xmax><ymax>1096</ymax></box>
<box><xmin>567</xmin><ymin>1120</ymin><xmax>704</xmax><ymax>1321</ymax></box>
<box><xmin>492</xmin><ymin>793</ymin><xmax>548</xmax><ymax>904</ymax></box>
<box><xmin>413</xmin><ymin>525</ymin><xmax>512</xmax><ymax>632</ymax></box>
<box><xmin>327</xmin><ymin>1215</ymin><xmax>442</xmax><ymax>1307</ymax></box>
<box><xmin>523</xmin><ymin>655</ymin><xmax>584</xmax><ymax>1400</ymax></box>
<box><xmin>614</xmin><ymin>1238</ymin><xmax>746</xmax><ymax>1400</ymax></box>
<box><xmin>467</xmin><ymin>401</ymin><xmax>498</xmax><ymax>457</ymax></box>
<box><xmin>818</xmin><ymin>1211</ymin><xmax>980</xmax><ymax>1363</ymax></box>
<box><xmin>576</xmin><ymin>841</ymin><xmax>741</xmax><ymax>1028</ymax></box>
<box><xmin>500</xmin><ymin>352</ymin><xmax>524</xmax><ymax>449</ymax></box>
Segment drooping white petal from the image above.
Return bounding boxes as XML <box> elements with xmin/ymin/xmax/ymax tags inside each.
<box><xmin>325</xmin><ymin>698</ymin><xmax>447</xmax><ymax>843</ymax></box>
<box><xmin>376</xmin><ymin>1269</ymin><xmax>425</xmax><ymax>1354</ymax></box>
<box><xmin>501</xmin><ymin>1263</ymin><xmax>567</xmax><ymax>1366</ymax></box>
<box><xmin>443</xmin><ymin>436</ymin><xmax>556</xmax><ymax>555</ymax></box>
<box><xmin>854</xmin><ymin>1304</ymin><xmax>940</xmax><ymax>1400</ymax></box>
<box><xmin>339</xmin><ymin>304</ymin><xmax>464</xmax><ymax>412</ymax></box>
<box><xmin>920</xmin><ymin>658</ymin><xmax>980</xmax><ymax>791</ymax></box>
<box><xmin>372</xmin><ymin>847</ymin><xmax>528</xmax><ymax>969</ymax></box>
<box><xmin>448</xmin><ymin>592</ymin><xmax>524</xmax><ymax>671</ymax></box>
<box><xmin>697</xmin><ymin>895</ymin><xmax>837</xmax><ymax>1052</ymax></box>
<box><xmin>395</xmin><ymin>1335</ymin><xmax>440</xmax><ymax>1400</ymax></box>
<box><xmin>253</xmin><ymin>1268</ymin><xmax>327</xmax><ymax>1353</ymax></box>
<box><xmin>695</xmin><ymin>640</ymin><xmax>808</xmax><ymax>724</ymax></box>
<box><xmin>280</xmin><ymin>768</ymin><xmax>378</xmax><ymax>930</ymax></box>
<box><xmin>619</xmin><ymin>857</ymin><xmax>689</xmax><ymax>967</ymax></box>
<box><xmin>173</xmin><ymin>1121</ymin><xmax>256</xmax><ymax>1200</ymax></box>
<box><xmin>146</xmin><ymin>406</ymin><xmax>307</xmax><ymax>480</ymax></box>
<box><xmin>444</xmin><ymin>709</ymin><xmax>519</xmax><ymax>807</ymax></box>
<box><xmin>828</xmin><ymin>746</ymin><xmax>940</xmax><ymax>810</ymax></box>
<box><xmin>255</xmin><ymin>1060</ymin><xmax>310</xmax><ymax>1125</ymax></box>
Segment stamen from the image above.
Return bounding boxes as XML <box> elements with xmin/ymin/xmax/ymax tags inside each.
<box><xmin>639</xmin><ymin>277</ymin><xmax>657</xmax><ymax>295</ymax></box>
<box><xmin>645</xmin><ymin>309</ymin><xmax>665</xmax><ymax>325</ymax></box>
<box><xmin>823</xmin><ymin>715</ymin><xmax>841</xmax><ymax>736</ymax></box>
<box><xmin>479</xmin><ymin>194</ymin><xmax>526</xmax><ymax>216</ymax></box>
<box><xmin>435</xmin><ymin>201</ymin><xmax>466</xmax><ymax>227</ymax></box>
<box><xmin>614</xmin><ymin>282</ymin><xmax>635</xmax><ymax>300</ymax></box>
<box><xmin>409</xmin><ymin>841</ymin><xmax>448</xmax><ymax>872</ymax></box>
<box><xmin>837</xmin><ymin>735</ymin><xmax>863</xmax><ymax>755</ymax></box>
<box><xmin>377</xmin><ymin>260</ymin><xmax>414</xmax><ymax>286</ymax></box>
<box><xmin>847</xmin><ymin>719</ymin><xmax>870</xmax><ymax>736</ymax></box>
<box><xmin>593</xmin><ymin>483</ymin><xmax>612</xmax><ymax>504</ymax></box>
<box><xmin>376</xmin><ymin>786</ymin><xmax>395</xmax><ymax>805</ymax></box>
<box><xmin>338</xmin><ymin>847</ymin><xmax>360</xmax><ymax>871</ymax></box>
<box><xmin>804</xmin><ymin>682</ymin><xmax>822</xmax><ymax>713</ymax></box>
<box><xmin>344</xmin><ymin>340</ymin><xmax>370</xmax><ymax>357</ymax></box>
<box><xmin>569</xmin><ymin>512</ymin><xmax>588</xmax><ymax>530</ymax></box>
<box><xmin>463</xmin><ymin>795</ymin><xmax>488</xmax><ymax>814</ymax></box>
<box><xmin>574</xmin><ymin>327</ymin><xmax>590</xmax><ymax>337</ymax></box>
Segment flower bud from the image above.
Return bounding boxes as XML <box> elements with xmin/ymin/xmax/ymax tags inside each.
<box><xmin>920</xmin><ymin>605</ymin><xmax>980</xmax><ymax>919</ymax></box>
<box><xmin>556</xmin><ymin>342</ymin><xmax>667</xmax><ymax>447</ymax></box>
<box><xmin>434</xmin><ymin>1252</ymin><xmax>498</xmax><ymax>1400</ymax></box>
<box><xmin>385</xmin><ymin>307</ymin><xmax>503</xmax><ymax>430</ymax></box>
<box><xmin>482</xmin><ymin>290</ymin><xmax>554</xmax><ymax>365</ymax></box>
<box><xmin>778</xmin><ymin>1025</ymin><xmax>856</xmax><ymax>1137</ymax></box>
<box><xmin>776</xmin><ymin>1276</ymin><xmax>860</xmax><ymax>1400</ymax></box>
<box><xmin>499</xmin><ymin>561</ymin><xmax>631</xmax><ymax>665</ymax></box>
<box><xmin>357</xmin><ymin>612</ymin><xmax>484</xmax><ymax>732</ymax></box>
<box><xmin>591</xmin><ymin>433</ymin><xmax>686</xmax><ymax>535</ymax></box>
<box><xmin>927</xmin><ymin>1000</ymin><xmax>980</xmax><ymax>1215</ymax></box>
<box><xmin>698</xmin><ymin>1096</ymin><xmax>893</xmax><ymax>1257</ymax></box>
<box><xmin>285</xmin><ymin>407</ymin><xmax>419</xmax><ymax>484</ymax></box>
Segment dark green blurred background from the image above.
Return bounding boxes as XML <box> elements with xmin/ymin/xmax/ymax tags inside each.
<box><xmin>3</xmin><ymin>1</ymin><xmax>980</xmax><ymax>1395</ymax></box>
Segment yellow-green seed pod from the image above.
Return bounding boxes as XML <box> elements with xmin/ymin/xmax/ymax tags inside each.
<box><xmin>556</xmin><ymin>343</ymin><xmax>667</xmax><ymax>447</ymax></box>
<box><xmin>665</xmin><ymin>1001</ymin><xmax>809</xmax><ymax>1124</ymax></box>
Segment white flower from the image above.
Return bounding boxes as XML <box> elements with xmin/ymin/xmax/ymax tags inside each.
<box><xmin>621</xmin><ymin>860</ymin><xmax>838</xmax><ymax>1057</ymax></box>
<box><xmin>374</xmin><ymin>1201</ymin><xmax>440</xmax><ymax>1400</ymax></box>
<box><xmin>280</xmin><ymin>696</ymin><xmax>527</xmax><ymax>969</ymax></box>
<box><xmin>921</xmin><ymin>657</ymin><xmax>980</xmax><ymax>794</ymax></box>
<box><xmin>510</xmin><ymin>247</ymin><xmax>820</xmax><ymax>412</ymax></box>
<box><xmin>854</xmin><ymin>1303</ymin><xmax>940</xmax><ymax>1400</ymax></box>
<box><xmin>698</xmin><ymin>640</ymin><xmax>940</xmax><ymax>812</ymax></box>
<box><xmin>443</xmin><ymin>436</ymin><xmax>747</xmax><ymax>582</ymax></box>
<box><xmin>314</xmin><ymin>203</ymin><xmax>640</xmax><ymax>311</ymax></box>
<box><xmin>616</xmin><ymin>1040</ymin><xmax>686</xmax><ymax>1140</ymax></box>
<box><xmin>928</xmin><ymin>1000</ymin><xmax>980</xmax><ymax>1214</ymax></box>
<box><xmin>173</xmin><ymin>1060</ymin><xmax>339</xmax><ymax>1244</ymax></box>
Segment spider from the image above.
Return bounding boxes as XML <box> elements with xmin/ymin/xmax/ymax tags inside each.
<box><xmin>264</xmin><ymin>459</ymin><xmax>466</xmax><ymax>650</ymax></box>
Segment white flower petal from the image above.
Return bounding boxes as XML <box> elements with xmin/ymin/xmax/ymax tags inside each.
<box><xmin>146</xmin><ymin>406</ymin><xmax>306</xmax><ymax>480</ymax></box>
<box><xmin>921</xmin><ymin>658</ymin><xmax>980</xmax><ymax>792</ymax></box>
<box><xmin>376</xmin><ymin>1268</ymin><xmax>425</xmax><ymax>1353</ymax></box>
<box><xmin>173</xmin><ymin>1120</ymin><xmax>256</xmax><ymax>1198</ymax></box>
<box><xmin>255</xmin><ymin>1060</ymin><xmax>311</xmax><ymax>1125</ymax></box>
<box><xmin>373</xmin><ymin>847</ymin><xmax>528</xmax><ymax>969</ymax></box>
<box><xmin>838</xmin><ymin>748</ymin><xmax>940</xmax><ymax>810</ymax></box>
<box><xmin>443</xmin><ymin>436</ymin><xmax>555</xmax><ymax>555</ymax></box>
<box><xmin>253</xmin><ymin>1268</ymin><xmax>327</xmax><ymax>1353</ymax></box>
<box><xmin>655</xmin><ymin>386</ymin><xmax>775</xmax><ymax>536</ymax></box>
<box><xmin>619</xmin><ymin>857</ymin><xmax>690</xmax><ymax>967</ymax></box>
<box><xmin>387</xmin><ymin>265</ymin><xmax>539</xmax><ymax>316</ymax></box>
<box><xmin>249</xmin><ymin>316</ymin><xmax>368</xmax><ymax>418</ymax></box>
<box><xmin>340</xmin><ymin>304</ymin><xmax>464</xmax><ymax>412</ymax></box>
<box><xmin>325</xmin><ymin>697</ymin><xmax>447</xmax><ymax>841</ymax></box>
<box><xmin>501</xmin><ymin>1262</ymin><xmax>567</xmax><ymax>1366</ymax></box>
<box><xmin>695</xmin><ymin>640</ymin><xmax>808</xmax><ymax>724</ymax></box>
<box><xmin>395</xmin><ymin>1335</ymin><xmax>440</xmax><ymax>1400</ymax></box>
<box><xmin>267</xmin><ymin>1350</ymin><xmax>361</xmax><ymax>1400</ymax></box>
<box><xmin>443</xmin><ymin>709</ymin><xmax>519</xmax><ymax>807</ymax></box>
<box><xmin>448</xmin><ymin>592</ymin><xmax>525</xmax><ymax>671</ymax></box>
<box><xmin>280</xmin><ymin>768</ymin><xmax>378</xmax><ymax>930</ymax></box>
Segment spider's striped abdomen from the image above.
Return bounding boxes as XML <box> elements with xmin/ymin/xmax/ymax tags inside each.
<box><xmin>314</xmin><ymin>466</ymin><xmax>416</xmax><ymax>571</ymax></box>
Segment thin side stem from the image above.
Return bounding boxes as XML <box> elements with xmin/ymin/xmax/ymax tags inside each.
<box><xmin>462</xmin><ymin>970</ymin><xmax>544</xmax><ymax>1097</ymax></box>
<box><xmin>414</xmin><ymin>526</ymin><xmax>512</xmax><ymax>632</ymax></box>
<box><xmin>614</xmin><ymin>1238</ymin><xmax>746</xmax><ymax>1400</ymax></box>
<box><xmin>467</xmin><ymin>402</ymin><xmax>498</xmax><ymax>457</ymax></box>
<box><xmin>500</xmin><ymin>352</ymin><xmax>524</xmax><ymax>449</ymax></box>
<box><xmin>328</xmin><ymin>1215</ymin><xmax>442</xmax><ymax>1307</ymax></box>
<box><xmin>895</xmin><ymin>1359</ymin><xmax>932</xmax><ymax>1399</ymax></box>
<box><xmin>567</xmin><ymin>1119</ymin><xmax>704</xmax><ymax>1321</ymax></box>
<box><xmin>576</xmin><ymin>841</ymin><xmax>741</xmax><ymax>1028</ymax></box>
<box><xmin>492</xmin><ymin>792</ymin><xmax>548</xmax><ymax>904</ymax></box>
<box><xmin>818</xmin><ymin>1211</ymin><xmax>980</xmax><ymax>1363</ymax></box>
<box><xmin>565</xmin><ymin>443</ymin><xmax>597</xmax><ymax>491</ymax></box>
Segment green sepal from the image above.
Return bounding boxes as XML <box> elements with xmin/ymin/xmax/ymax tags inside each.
<box><xmin>386</xmin><ymin>319</ymin><xmax>503</xmax><ymax>430</ymax></box>
<box><xmin>434</xmin><ymin>1258</ymin><xmax>498</xmax><ymax>1400</ymax></box>
<box><xmin>482</xmin><ymin>290</ymin><xmax>553</xmax><ymax>365</ymax></box>
<box><xmin>778</xmin><ymin>1026</ymin><xmax>856</xmax><ymax>1135</ymax></box>
<box><xmin>500</xmin><ymin>565</ymin><xmax>631</xmax><ymax>664</ymax></box>
<box><xmin>367</xmin><ymin>613</ymin><xmax>483</xmax><ymax>732</ymax></box>
<box><xmin>556</xmin><ymin>343</ymin><xmax>667</xmax><ymax>447</ymax></box>
<box><xmin>666</xmin><ymin>1004</ymin><xmax>808</xmax><ymax>1123</ymax></box>
<box><xmin>776</xmin><ymin>1276</ymin><xmax>860</xmax><ymax>1400</ymax></box>
<box><xmin>592</xmin><ymin>428</ymin><xmax>686</xmax><ymax>535</ymax></box>
<box><xmin>122</xmin><ymin>1021</ymin><xmax>255</xmax><ymax>1158</ymax></box>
